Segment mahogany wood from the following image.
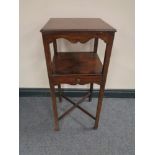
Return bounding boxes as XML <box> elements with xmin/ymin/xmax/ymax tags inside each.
<box><xmin>41</xmin><ymin>18</ymin><xmax>116</xmax><ymax>131</ymax></box>
<box><xmin>58</xmin><ymin>84</ymin><xmax>62</xmax><ymax>102</ymax></box>
<box><xmin>59</xmin><ymin>93</ymin><xmax>95</xmax><ymax>120</ymax></box>
<box><xmin>53</xmin><ymin>52</ymin><xmax>102</xmax><ymax>75</ymax></box>
<box><xmin>93</xmin><ymin>38</ymin><xmax>98</xmax><ymax>53</ymax></box>
<box><xmin>89</xmin><ymin>38</ymin><xmax>99</xmax><ymax>101</ymax></box>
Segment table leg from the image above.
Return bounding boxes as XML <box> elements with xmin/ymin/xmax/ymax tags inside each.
<box><xmin>89</xmin><ymin>83</ymin><xmax>93</xmax><ymax>102</ymax></box>
<box><xmin>58</xmin><ymin>84</ymin><xmax>62</xmax><ymax>102</ymax></box>
<box><xmin>94</xmin><ymin>83</ymin><xmax>104</xmax><ymax>129</ymax></box>
<box><xmin>50</xmin><ymin>83</ymin><xmax>59</xmax><ymax>131</ymax></box>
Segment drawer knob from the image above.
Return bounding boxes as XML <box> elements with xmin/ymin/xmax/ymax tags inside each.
<box><xmin>77</xmin><ymin>78</ymin><xmax>80</xmax><ymax>83</ymax></box>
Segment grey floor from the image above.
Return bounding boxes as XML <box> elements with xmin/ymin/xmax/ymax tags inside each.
<box><xmin>20</xmin><ymin>97</ymin><xmax>135</xmax><ymax>155</ymax></box>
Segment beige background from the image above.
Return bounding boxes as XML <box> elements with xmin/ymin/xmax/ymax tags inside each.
<box><xmin>20</xmin><ymin>0</ymin><xmax>135</xmax><ymax>89</ymax></box>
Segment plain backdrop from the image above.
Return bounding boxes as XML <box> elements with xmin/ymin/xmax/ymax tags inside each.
<box><xmin>19</xmin><ymin>0</ymin><xmax>134</xmax><ymax>89</ymax></box>
<box><xmin>2</xmin><ymin>1</ymin><xmax>155</xmax><ymax>155</ymax></box>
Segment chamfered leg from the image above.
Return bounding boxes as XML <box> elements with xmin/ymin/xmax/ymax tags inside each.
<box><xmin>94</xmin><ymin>82</ymin><xmax>104</xmax><ymax>129</ymax></box>
<box><xmin>58</xmin><ymin>84</ymin><xmax>62</xmax><ymax>102</ymax></box>
<box><xmin>49</xmin><ymin>82</ymin><xmax>59</xmax><ymax>131</ymax></box>
<box><xmin>89</xmin><ymin>83</ymin><xmax>93</xmax><ymax>102</ymax></box>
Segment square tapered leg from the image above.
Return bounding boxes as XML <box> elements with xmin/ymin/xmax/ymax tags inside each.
<box><xmin>94</xmin><ymin>83</ymin><xmax>104</xmax><ymax>129</ymax></box>
<box><xmin>50</xmin><ymin>83</ymin><xmax>59</xmax><ymax>131</ymax></box>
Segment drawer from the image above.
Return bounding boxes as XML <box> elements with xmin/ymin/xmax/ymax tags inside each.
<box><xmin>51</xmin><ymin>75</ymin><xmax>102</xmax><ymax>85</ymax></box>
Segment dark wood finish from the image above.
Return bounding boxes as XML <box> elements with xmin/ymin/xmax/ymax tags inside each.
<box><xmin>89</xmin><ymin>38</ymin><xmax>99</xmax><ymax>101</ymax></box>
<box><xmin>49</xmin><ymin>81</ymin><xmax>59</xmax><ymax>131</ymax></box>
<box><xmin>93</xmin><ymin>38</ymin><xmax>98</xmax><ymax>53</ymax></box>
<box><xmin>89</xmin><ymin>83</ymin><xmax>93</xmax><ymax>102</ymax></box>
<box><xmin>41</xmin><ymin>18</ymin><xmax>116</xmax><ymax>33</ymax></box>
<box><xmin>41</xmin><ymin>18</ymin><xmax>116</xmax><ymax>131</ymax></box>
<box><xmin>58</xmin><ymin>84</ymin><xmax>62</xmax><ymax>102</ymax></box>
<box><xmin>50</xmin><ymin>75</ymin><xmax>102</xmax><ymax>85</ymax></box>
<box><xmin>53</xmin><ymin>40</ymin><xmax>57</xmax><ymax>54</ymax></box>
<box><xmin>59</xmin><ymin>93</ymin><xmax>95</xmax><ymax>120</ymax></box>
<box><xmin>95</xmin><ymin>33</ymin><xmax>115</xmax><ymax>129</ymax></box>
<box><xmin>53</xmin><ymin>52</ymin><xmax>102</xmax><ymax>75</ymax></box>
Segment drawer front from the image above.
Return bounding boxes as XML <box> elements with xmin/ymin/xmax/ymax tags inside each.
<box><xmin>51</xmin><ymin>75</ymin><xmax>102</xmax><ymax>85</ymax></box>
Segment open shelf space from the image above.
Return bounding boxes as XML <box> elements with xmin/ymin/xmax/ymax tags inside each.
<box><xmin>53</xmin><ymin>52</ymin><xmax>102</xmax><ymax>75</ymax></box>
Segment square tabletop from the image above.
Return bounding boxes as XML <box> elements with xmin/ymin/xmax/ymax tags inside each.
<box><xmin>40</xmin><ymin>18</ymin><xmax>116</xmax><ymax>33</ymax></box>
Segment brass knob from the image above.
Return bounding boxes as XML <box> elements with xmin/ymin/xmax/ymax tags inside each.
<box><xmin>77</xmin><ymin>78</ymin><xmax>80</xmax><ymax>83</ymax></box>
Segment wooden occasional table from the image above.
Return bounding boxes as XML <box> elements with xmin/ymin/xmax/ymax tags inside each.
<box><xmin>40</xmin><ymin>18</ymin><xmax>116</xmax><ymax>131</ymax></box>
